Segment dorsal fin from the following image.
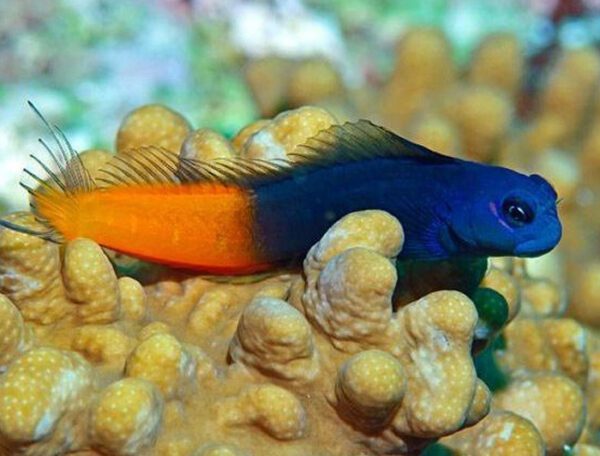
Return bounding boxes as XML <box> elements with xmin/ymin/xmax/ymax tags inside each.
<box><xmin>25</xmin><ymin>101</ymin><xmax>95</xmax><ymax>194</ymax></box>
<box><xmin>292</xmin><ymin>119</ymin><xmax>457</xmax><ymax>167</ymax></box>
<box><xmin>97</xmin><ymin>120</ymin><xmax>456</xmax><ymax>189</ymax></box>
<box><xmin>0</xmin><ymin>102</ymin><xmax>95</xmax><ymax>242</ymax></box>
<box><xmin>96</xmin><ymin>146</ymin><xmax>294</xmax><ymax>188</ymax></box>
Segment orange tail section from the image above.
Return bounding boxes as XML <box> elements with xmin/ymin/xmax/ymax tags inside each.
<box><xmin>34</xmin><ymin>182</ymin><xmax>267</xmax><ymax>273</ymax></box>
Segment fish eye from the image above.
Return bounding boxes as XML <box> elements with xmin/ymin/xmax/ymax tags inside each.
<box><xmin>502</xmin><ymin>197</ymin><xmax>534</xmax><ymax>226</ymax></box>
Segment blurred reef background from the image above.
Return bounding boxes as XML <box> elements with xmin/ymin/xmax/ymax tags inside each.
<box><xmin>2</xmin><ymin>1</ymin><xmax>600</xmax><ymax>455</ymax></box>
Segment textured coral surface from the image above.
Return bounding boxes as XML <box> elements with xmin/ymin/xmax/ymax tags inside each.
<box><xmin>0</xmin><ymin>201</ymin><xmax>495</xmax><ymax>455</ymax></box>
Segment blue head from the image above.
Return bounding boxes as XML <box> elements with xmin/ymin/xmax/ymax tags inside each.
<box><xmin>445</xmin><ymin>165</ymin><xmax>562</xmax><ymax>257</ymax></box>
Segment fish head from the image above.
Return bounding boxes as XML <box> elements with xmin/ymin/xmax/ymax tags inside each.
<box><xmin>447</xmin><ymin>169</ymin><xmax>562</xmax><ymax>257</ymax></box>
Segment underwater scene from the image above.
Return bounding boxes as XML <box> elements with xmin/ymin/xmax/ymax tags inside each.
<box><xmin>1</xmin><ymin>0</ymin><xmax>600</xmax><ymax>455</ymax></box>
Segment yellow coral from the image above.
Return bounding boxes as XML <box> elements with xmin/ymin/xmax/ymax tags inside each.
<box><xmin>390</xmin><ymin>290</ymin><xmax>480</xmax><ymax>438</ymax></box>
<box><xmin>581</xmin><ymin>120</ymin><xmax>600</xmax><ymax>182</ymax></box>
<box><xmin>63</xmin><ymin>238</ymin><xmax>120</xmax><ymax>324</ymax></box>
<box><xmin>125</xmin><ymin>332</ymin><xmax>197</xmax><ymax>398</ymax></box>
<box><xmin>116</xmin><ymin>104</ymin><xmax>192</xmax><ymax>154</ymax></box>
<box><xmin>241</xmin><ymin>106</ymin><xmax>337</xmax><ymax>161</ymax></box>
<box><xmin>520</xmin><ymin>275</ymin><xmax>565</xmax><ymax>317</ymax></box>
<box><xmin>521</xmin><ymin>113</ymin><xmax>570</xmax><ymax>154</ymax></box>
<box><xmin>0</xmin><ymin>294</ymin><xmax>31</xmax><ymax>368</ymax></box>
<box><xmin>468</xmin><ymin>33</ymin><xmax>524</xmax><ymax>96</ymax></box>
<box><xmin>193</xmin><ymin>444</ymin><xmax>248</xmax><ymax>456</ymax></box>
<box><xmin>229</xmin><ymin>296</ymin><xmax>319</xmax><ymax>383</ymax></box>
<box><xmin>569</xmin><ymin>261</ymin><xmax>600</xmax><ymax>327</ymax></box>
<box><xmin>494</xmin><ymin>372</ymin><xmax>585</xmax><ymax>454</ymax></box>
<box><xmin>538</xmin><ymin>48</ymin><xmax>600</xmax><ymax>136</ymax></box>
<box><xmin>90</xmin><ymin>377</ymin><xmax>163</xmax><ymax>455</ymax></box>
<box><xmin>287</xmin><ymin>59</ymin><xmax>344</xmax><ymax>107</ymax></box>
<box><xmin>499</xmin><ymin>317</ymin><xmax>588</xmax><ymax>386</ymax></box>
<box><xmin>541</xmin><ymin>318</ymin><xmax>589</xmax><ymax>385</ymax></box>
<box><xmin>71</xmin><ymin>324</ymin><xmax>135</xmax><ymax>367</ymax></box>
<box><xmin>335</xmin><ymin>350</ymin><xmax>406</xmax><ymax>430</ymax></box>
<box><xmin>138</xmin><ymin>321</ymin><xmax>172</xmax><ymax>340</ymax></box>
<box><xmin>442</xmin><ymin>410</ymin><xmax>545</xmax><ymax>455</ymax></box>
<box><xmin>440</xmin><ymin>85</ymin><xmax>512</xmax><ymax>162</ymax></box>
<box><xmin>146</xmin><ymin>278</ymin><xmax>213</xmax><ymax>325</ymax></box>
<box><xmin>244</xmin><ymin>57</ymin><xmax>292</xmax><ymax>117</ymax></box>
<box><xmin>299</xmin><ymin>210</ymin><xmax>403</xmax><ymax>352</ymax></box>
<box><xmin>304</xmin><ymin>248</ymin><xmax>397</xmax><ymax>351</ymax></box>
<box><xmin>77</xmin><ymin>148</ymin><xmax>113</xmax><ymax>174</ymax></box>
<box><xmin>292</xmin><ymin>209</ymin><xmax>482</xmax><ymax>452</ymax></box>
<box><xmin>302</xmin><ymin>209</ymin><xmax>404</xmax><ymax>266</ymax></box>
<box><xmin>0</xmin><ymin>207</ymin><xmax>501</xmax><ymax>455</ymax></box>
<box><xmin>231</xmin><ymin>119</ymin><xmax>270</xmax><ymax>151</ymax></box>
<box><xmin>216</xmin><ymin>384</ymin><xmax>307</xmax><ymax>440</ymax></box>
<box><xmin>465</xmin><ymin>380</ymin><xmax>492</xmax><ymax>426</ymax></box>
<box><xmin>0</xmin><ymin>212</ymin><xmax>71</xmax><ymax>324</ymax></box>
<box><xmin>5</xmin><ymin>39</ymin><xmax>600</xmax><ymax>454</ymax></box>
<box><xmin>180</xmin><ymin>128</ymin><xmax>236</xmax><ymax>161</ymax></box>
<box><xmin>118</xmin><ymin>276</ymin><xmax>147</xmax><ymax>322</ymax></box>
<box><xmin>584</xmin><ymin>349</ymin><xmax>600</xmax><ymax>447</ymax></box>
<box><xmin>406</xmin><ymin>113</ymin><xmax>462</xmax><ymax>157</ymax></box>
<box><xmin>187</xmin><ymin>286</ymin><xmax>240</xmax><ymax>336</ymax></box>
<box><xmin>0</xmin><ymin>348</ymin><xmax>92</xmax><ymax>454</ymax></box>
<box><xmin>379</xmin><ymin>27</ymin><xmax>456</xmax><ymax>131</ymax></box>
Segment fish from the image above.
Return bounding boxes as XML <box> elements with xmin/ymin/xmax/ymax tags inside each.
<box><xmin>0</xmin><ymin>103</ymin><xmax>562</xmax><ymax>275</ymax></box>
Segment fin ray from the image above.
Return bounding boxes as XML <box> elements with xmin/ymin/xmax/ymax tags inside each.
<box><xmin>96</xmin><ymin>120</ymin><xmax>457</xmax><ymax>190</ymax></box>
<box><xmin>291</xmin><ymin>119</ymin><xmax>457</xmax><ymax>167</ymax></box>
<box><xmin>3</xmin><ymin>102</ymin><xmax>97</xmax><ymax>242</ymax></box>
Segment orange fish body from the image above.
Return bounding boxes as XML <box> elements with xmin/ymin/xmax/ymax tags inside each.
<box><xmin>37</xmin><ymin>182</ymin><xmax>265</xmax><ymax>274</ymax></box>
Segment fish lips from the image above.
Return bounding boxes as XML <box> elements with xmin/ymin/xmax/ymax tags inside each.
<box><xmin>513</xmin><ymin>222</ymin><xmax>562</xmax><ymax>257</ymax></box>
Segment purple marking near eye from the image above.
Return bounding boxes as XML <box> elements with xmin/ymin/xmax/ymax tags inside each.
<box><xmin>490</xmin><ymin>201</ymin><xmax>513</xmax><ymax>231</ymax></box>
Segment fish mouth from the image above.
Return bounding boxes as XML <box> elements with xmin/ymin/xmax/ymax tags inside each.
<box><xmin>514</xmin><ymin>241</ymin><xmax>555</xmax><ymax>257</ymax></box>
<box><xmin>514</xmin><ymin>224</ymin><xmax>562</xmax><ymax>257</ymax></box>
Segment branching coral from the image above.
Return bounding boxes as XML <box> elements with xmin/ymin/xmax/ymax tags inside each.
<box><xmin>0</xmin><ymin>204</ymin><xmax>488</xmax><ymax>455</ymax></box>
<box><xmin>379</xmin><ymin>28</ymin><xmax>456</xmax><ymax>132</ymax></box>
<box><xmin>240</xmin><ymin>106</ymin><xmax>337</xmax><ymax>161</ymax></box>
<box><xmin>216</xmin><ymin>384</ymin><xmax>307</xmax><ymax>440</ymax></box>
<box><xmin>0</xmin><ymin>348</ymin><xmax>93</xmax><ymax>455</ymax></box>
<box><xmin>0</xmin><ymin>295</ymin><xmax>32</xmax><ymax>369</ymax></box>
<box><xmin>63</xmin><ymin>238</ymin><xmax>121</xmax><ymax>324</ymax></box>
<box><xmin>180</xmin><ymin>129</ymin><xmax>235</xmax><ymax>161</ymax></box>
<box><xmin>0</xmin><ymin>218</ymin><xmax>144</xmax><ymax>329</ymax></box>
<box><xmin>116</xmin><ymin>104</ymin><xmax>192</xmax><ymax>154</ymax></box>
<box><xmin>499</xmin><ymin>317</ymin><xmax>589</xmax><ymax>386</ymax></box>
<box><xmin>125</xmin><ymin>332</ymin><xmax>199</xmax><ymax>399</ymax></box>
<box><xmin>0</xmin><ymin>212</ymin><xmax>72</xmax><ymax>324</ymax></box>
<box><xmin>229</xmin><ymin>296</ymin><xmax>319</xmax><ymax>383</ymax></box>
<box><xmin>90</xmin><ymin>378</ymin><xmax>164</xmax><ymax>455</ymax></box>
<box><xmin>468</xmin><ymin>33</ymin><xmax>524</xmax><ymax>97</ymax></box>
<box><xmin>442</xmin><ymin>410</ymin><xmax>545</xmax><ymax>455</ymax></box>
<box><xmin>495</xmin><ymin>372</ymin><xmax>586</xmax><ymax>454</ymax></box>
<box><xmin>244</xmin><ymin>57</ymin><xmax>346</xmax><ymax>118</ymax></box>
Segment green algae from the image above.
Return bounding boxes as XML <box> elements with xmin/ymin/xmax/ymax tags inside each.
<box><xmin>421</xmin><ymin>442</ymin><xmax>457</xmax><ymax>456</ymax></box>
<box><xmin>394</xmin><ymin>256</ymin><xmax>488</xmax><ymax>307</ymax></box>
<box><xmin>471</xmin><ymin>286</ymin><xmax>509</xmax><ymax>354</ymax></box>
<box><xmin>474</xmin><ymin>334</ymin><xmax>509</xmax><ymax>392</ymax></box>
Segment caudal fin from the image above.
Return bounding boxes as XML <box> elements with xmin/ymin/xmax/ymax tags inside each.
<box><xmin>0</xmin><ymin>101</ymin><xmax>95</xmax><ymax>242</ymax></box>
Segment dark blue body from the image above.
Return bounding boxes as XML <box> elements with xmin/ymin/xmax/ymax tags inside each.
<box><xmin>251</xmin><ymin>155</ymin><xmax>561</xmax><ymax>264</ymax></box>
<box><xmin>252</xmin><ymin>157</ymin><xmax>464</xmax><ymax>263</ymax></box>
